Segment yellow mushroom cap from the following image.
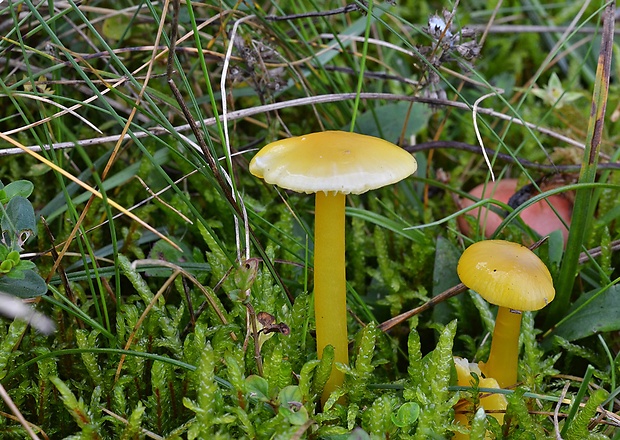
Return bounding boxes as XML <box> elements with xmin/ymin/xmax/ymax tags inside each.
<box><xmin>457</xmin><ymin>240</ymin><xmax>555</xmax><ymax>311</ymax></box>
<box><xmin>249</xmin><ymin>131</ymin><xmax>417</xmax><ymax>194</ymax></box>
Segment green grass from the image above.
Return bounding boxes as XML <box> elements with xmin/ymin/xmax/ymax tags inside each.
<box><xmin>0</xmin><ymin>0</ymin><xmax>619</xmax><ymax>438</ymax></box>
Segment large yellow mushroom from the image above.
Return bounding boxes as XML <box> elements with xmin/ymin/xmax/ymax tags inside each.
<box><xmin>457</xmin><ymin>240</ymin><xmax>555</xmax><ymax>388</ymax></box>
<box><xmin>249</xmin><ymin>131</ymin><xmax>416</xmax><ymax>402</ymax></box>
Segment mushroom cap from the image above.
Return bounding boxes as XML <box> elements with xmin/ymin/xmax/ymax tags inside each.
<box><xmin>249</xmin><ymin>131</ymin><xmax>417</xmax><ymax>194</ymax></box>
<box><xmin>457</xmin><ymin>240</ymin><xmax>555</xmax><ymax>311</ymax></box>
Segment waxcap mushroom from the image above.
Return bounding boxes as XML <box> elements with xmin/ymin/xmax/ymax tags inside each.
<box><xmin>250</xmin><ymin>130</ymin><xmax>416</xmax><ymax>404</ymax></box>
<box><xmin>249</xmin><ymin>131</ymin><xmax>417</xmax><ymax>194</ymax></box>
<box><xmin>457</xmin><ymin>240</ymin><xmax>555</xmax><ymax>311</ymax></box>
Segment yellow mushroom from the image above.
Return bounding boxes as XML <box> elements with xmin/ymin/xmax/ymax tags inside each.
<box><xmin>250</xmin><ymin>131</ymin><xmax>417</xmax><ymax>403</ymax></box>
<box><xmin>453</xmin><ymin>356</ymin><xmax>507</xmax><ymax>439</ymax></box>
<box><xmin>457</xmin><ymin>240</ymin><xmax>555</xmax><ymax>388</ymax></box>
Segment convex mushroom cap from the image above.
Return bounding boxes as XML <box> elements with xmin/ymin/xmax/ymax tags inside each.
<box><xmin>249</xmin><ymin>131</ymin><xmax>417</xmax><ymax>194</ymax></box>
<box><xmin>457</xmin><ymin>240</ymin><xmax>555</xmax><ymax>311</ymax></box>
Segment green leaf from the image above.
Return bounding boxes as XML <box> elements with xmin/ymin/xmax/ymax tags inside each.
<box><xmin>2</xmin><ymin>180</ymin><xmax>34</xmax><ymax>201</ymax></box>
<box><xmin>344</xmin><ymin>102</ymin><xmax>432</xmax><ymax>142</ymax></box>
<box><xmin>6</xmin><ymin>251</ymin><xmax>20</xmax><ymax>265</ymax></box>
<box><xmin>0</xmin><ymin>260</ymin><xmax>14</xmax><ymax>273</ymax></box>
<box><xmin>14</xmin><ymin>260</ymin><xmax>45</xmax><ymax>275</ymax></box>
<box><xmin>278</xmin><ymin>386</ymin><xmax>308</xmax><ymax>425</ymax></box>
<box><xmin>313</xmin><ymin>8</ymin><xmax>385</xmax><ymax>67</ymax></box>
<box><xmin>0</xmin><ymin>245</ymin><xmax>8</xmax><ymax>260</ymax></box>
<box><xmin>391</xmin><ymin>402</ymin><xmax>420</xmax><ymax>428</ymax></box>
<box><xmin>246</xmin><ymin>375</ymin><xmax>271</xmax><ymax>402</ymax></box>
<box><xmin>1</xmin><ymin>196</ymin><xmax>36</xmax><ymax>247</ymax></box>
<box><xmin>548</xmin><ymin>284</ymin><xmax>620</xmax><ymax>342</ymax></box>
<box><xmin>0</xmin><ymin>269</ymin><xmax>47</xmax><ymax>297</ymax></box>
<box><xmin>278</xmin><ymin>385</ymin><xmax>302</xmax><ymax>405</ymax></box>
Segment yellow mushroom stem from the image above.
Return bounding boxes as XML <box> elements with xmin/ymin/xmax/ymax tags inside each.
<box><xmin>479</xmin><ymin>306</ymin><xmax>522</xmax><ymax>389</ymax></box>
<box><xmin>314</xmin><ymin>191</ymin><xmax>348</xmax><ymax>403</ymax></box>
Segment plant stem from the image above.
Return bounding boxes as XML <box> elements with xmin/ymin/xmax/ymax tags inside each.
<box><xmin>314</xmin><ymin>191</ymin><xmax>348</xmax><ymax>403</ymax></box>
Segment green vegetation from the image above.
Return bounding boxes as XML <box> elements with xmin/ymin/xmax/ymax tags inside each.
<box><xmin>0</xmin><ymin>0</ymin><xmax>619</xmax><ymax>438</ymax></box>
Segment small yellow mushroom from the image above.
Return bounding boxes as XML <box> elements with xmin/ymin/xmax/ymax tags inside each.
<box><xmin>453</xmin><ymin>357</ymin><xmax>507</xmax><ymax>439</ymax></box>
<box><xmin>457</xmin><ymin>240</ymin><xmax>555</xmax><ymax>388</ymax></box>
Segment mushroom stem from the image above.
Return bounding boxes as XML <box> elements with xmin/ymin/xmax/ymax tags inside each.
<box><xmin>479</xmin><ymin>306</ymin><xmax>522</xmax><ymax>389</ymax></box>
<box><xmin>314</xmin><ymin>191</ymin><xmax>348</xmax><ymax>402</ymax></box>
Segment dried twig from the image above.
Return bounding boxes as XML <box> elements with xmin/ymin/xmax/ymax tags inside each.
<box><xmin>0</xmin><ymin>383</ymin><xmax>42</xmax><ymax>439</ymax></box>
<box><xmin>403</xmin><ymin>140</ymin><xmax>620</xmax><ymax>171</ymax></box>
<box><xmin>9</xmin><ymin>92</ymin><xmax>593</xmax><ymax>157</ymax></box>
